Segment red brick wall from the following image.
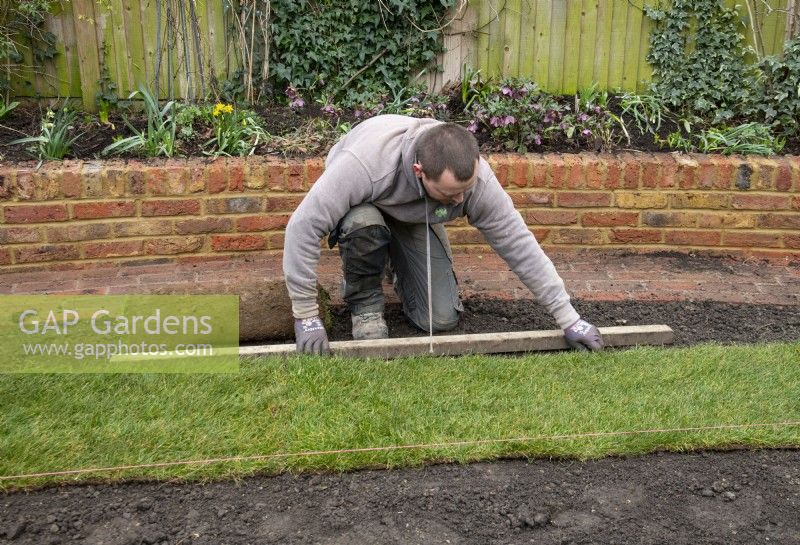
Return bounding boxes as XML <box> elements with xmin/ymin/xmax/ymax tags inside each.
<box><xmin>0</xmin><ymin>153</ymin><xmax>798</xmax><ymax>271</ymax></box>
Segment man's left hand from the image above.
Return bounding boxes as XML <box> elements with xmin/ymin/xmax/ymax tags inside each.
<box><xmin>564</xmin><ymin>318</ymin><xmax>604</xmax><ymax>351</ymax></box>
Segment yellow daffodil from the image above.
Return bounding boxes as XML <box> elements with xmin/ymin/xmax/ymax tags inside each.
<box><xmin>212</xmin><ymin>103</ymin><xmax>234</xmax><ymax>117</ymax></box>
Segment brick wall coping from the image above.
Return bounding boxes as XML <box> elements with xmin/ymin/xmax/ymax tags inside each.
<box><xmin>0</xmin><ymin>152</ymin><xmax>798</xmax><ymax>272</ymax></box>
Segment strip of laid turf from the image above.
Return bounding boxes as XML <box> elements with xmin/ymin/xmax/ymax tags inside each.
<box><xmin>1</xmin><ymin>342</ymin><xmax>799</xmax><ymax>490</ymax></box>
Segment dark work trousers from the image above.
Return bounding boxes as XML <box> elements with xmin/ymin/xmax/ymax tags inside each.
<box><xmin>333</xmin><ymin>203</ymin><xmax>463</xmax><ymax>332</ymax></box>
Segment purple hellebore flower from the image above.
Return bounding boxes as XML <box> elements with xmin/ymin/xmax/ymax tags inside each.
<box><xmin>467</xmin><ymin>120</ymin><xmax>479</xmax><ymax>133</ymax></box>
<box><xmin>533</xmin><ymin>134</ymin><xmax>542</xmax><ymax>145</ymax></box>
<box><xmin>503</xmin><ymin>115</ymin><xmax>516</xmax><ymax>125</ymax></box>
<box><xmin>501</xmin><ymin>86</ymin><xmax>513</xmax><ymax>97</ymax></box>
<box><xmin>581</xmin><ymin>128</ymin><xmax>592</xmax><ymax>136</ymax></box>
<box><xmin>532</xmin><ymin>103</ymin><xmax>542</xmax><ymax>111</ymax></box>
<box><xmin>290</xmin><ymin>97</ymin><xmax>305</xmax><ymax>109</ymax></box>
<box><xmin>578</xmin><ymin>113</ymin><xmax>589</xmax><ymax>122</ymax></box>
<box><xmin>353</xmin><ymin>109</ymin><xmax>363</xmax><ymax>119</ymax></box>
<box><xmin>594</xmin><ymin>106</ymin><xmax>602</xmax><ymax>114</ymax></box>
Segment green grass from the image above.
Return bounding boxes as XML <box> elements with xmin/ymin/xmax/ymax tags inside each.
<box><xmin>1</xmin><ymin>342</ymin><xmax>799</xmax><ymax>491</ymax></box>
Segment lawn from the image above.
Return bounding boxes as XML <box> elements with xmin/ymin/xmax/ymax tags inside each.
<box><xmin>1</xmin><ymin>341</ymin><xmax>799</xmax><ymax>491</ymax></box>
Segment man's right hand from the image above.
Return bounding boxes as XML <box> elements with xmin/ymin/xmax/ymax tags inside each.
<box><xmin>294</xmin><ymin>316</ymin><xmax>331</xmax><ymax>355</ymax></box>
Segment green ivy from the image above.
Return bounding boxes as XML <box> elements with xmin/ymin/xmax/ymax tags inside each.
<box><xmin>268</xmin><ymin>0</ymin><xmax>454</xmax><ymax>105</ymax></box>
<box><xmin>644</xmin><ymin>0</ymin><xmax>757</xmax><ymax>123</ymax></box>
<box><xmin>752</xmin><ymin>34</ymin><xmax>800</xmax><ymax>137</ymax></box>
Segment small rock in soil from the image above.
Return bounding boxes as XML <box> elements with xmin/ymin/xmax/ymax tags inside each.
<box><xmin>533</xmin><ymin>512</ymin><xmax>551</xmax><ymax>526</ymax></box>
<box><xmin>5</xmin><ymin>521</ymin><xmax>26</xmax><ymax>540</ymax></box>
<box><xmin>722</xmin><ymin>491</ymin><xmax>737</xmax><ymax>502</ymax></box>
<box><xmin>701</xmin><ymin>488</ymin><xmax>715</xmax><ymax>497</ymax></box>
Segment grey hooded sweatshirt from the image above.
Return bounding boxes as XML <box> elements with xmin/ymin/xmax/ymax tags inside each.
<box><xmin>283</xmin><ymin>114</ymin><xmax>580</xmax><ymax>329</ymax></box>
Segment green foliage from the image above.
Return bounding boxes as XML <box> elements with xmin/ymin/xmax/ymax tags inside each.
<box><xmin>459</xmin><ymin>62</ymin><xmax>493</xmax><ymax>111</ymax></box>
<box><xmin>0</xmin><ymin>98</ymin><xmax>18</xmax><ymax>118</ymax></box>
<box><xmin>267</xmin><ymin>0</ymin><xmax>454</xmax><ymax>106</ymax></box>
<box><xmin>466</xmin><ymin>77</ymin><xmax>561</xmax><ymax>153</ymax></box>
<box><xmin>619</xmin><ymin>92</ymin><xmax>666</xmax><ymax>136</ymax></box>
<box><xmin>204</xmin><ymin>102</ymin><xmax>267</xmax><ymax>157</ymax></box>
<box><xmin>103</xmin><ymin>87</ymin><xmax>177</xmax><ymax>158</ymax></box>
<box><xmin>562</xmin><ymin>84</ymin><xmax>627</xmax><ymax>152</ymax></box>
<box><xmin>9</xmin><ymin>102</ymin><xmax>81</xmax><ymax>161</ymax></box>
<box><xmin>659</xmin><ymin>122</ymin><xmax>783</xmax><ymax>155</ymax></box>
<box><xmin>174</xmin><ymin>103</ymin><xmax>209</xmax><ymax>139</ymax></box>
<box><xmin>0</xmin><ymin>0</ymin><xmax>58</xmax><ymax>79</ymax></box>
<box><xmin>751</xmin><ymin>34</ymin><xmax>800</xmax><ymax>137</ymax></box>
<box><xmin>644</xmin><ymin>0</ymin><xmax>757</xmax><ymax>123</ymax></box>
<box><xmin>356</xmin><ymin>81</ymin><xmax>450</xmax><ymax>119</ymax></box>
<box><xmin>466</xmin><ymin>78</ymin><xmax>625</xmax><ymax>153</ymax></box>
<box><xmin>95</xmin><ymin>43</ymin><xmax>123</xmax><ymax>125</ymax></box>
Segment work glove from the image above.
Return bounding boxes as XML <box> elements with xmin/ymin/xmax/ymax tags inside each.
<box><xmin>564</xmin><ymin>318</ymin><xmax>604</xmax><ymax>351</ymax></box>
<box><xmin>294</xmin><ymin>316</ymin><xmax>331</xmax><ymax>355</ymax></box>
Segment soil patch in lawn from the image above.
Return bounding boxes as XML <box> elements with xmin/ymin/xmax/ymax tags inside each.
<box><xmin>2</xmin><ymin>449</ymin><xmax>798</xmax><ymax>544</ymax></box>
<box><xmin>329</xmin><ymin>299</ymin><xmax>800</xmax><ymax>346</ymax></box>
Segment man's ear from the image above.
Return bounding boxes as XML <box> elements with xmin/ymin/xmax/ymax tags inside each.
<box><xmin>412</xmin><ymin>163</ymin><xmax>424</xmax><ymax>178</ymax></box>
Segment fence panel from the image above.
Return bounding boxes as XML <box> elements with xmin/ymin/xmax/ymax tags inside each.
<box><xmin>10</xmin><ymin>0</ymin><xmax>800</xmax><ymax>105</ymax></box>
<box><xmin>425</xmin><ymin>0</ymin><xmax>795</xmax><ymax>93</ymax></box>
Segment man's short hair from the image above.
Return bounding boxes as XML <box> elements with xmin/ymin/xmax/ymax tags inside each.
<box><xmin>415</xmin><ymin>122</ymin><xmax>479</xmax><ymax>182</ymax></box>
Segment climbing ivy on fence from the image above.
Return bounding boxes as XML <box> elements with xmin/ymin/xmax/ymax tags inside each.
<box><xmin>644</xmin><ymin>0</ymin><xmax>757</xmax><ymax>123</ymax></box>
<box><xmin>267</xmin><ymin>0</ymin><xmax>455</xmax><ymax>106</ymax></box>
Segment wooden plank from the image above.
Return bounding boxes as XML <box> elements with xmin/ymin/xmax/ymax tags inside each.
<box><xmin>40</xmin><ymin>5</ymin><xmax>69</xmax><ymax>97</ymax></box>
<box><xmin>593</xmin><ymin>0</ymin><xmax>614</xmax><ymax>88</ymax></box>
<box><xmin>533</xmin><ymin>0</ymin><xmax>552</xmax><ymax>88</ymax></box>
<box><xmin>637</xmin><ymin>0</ymin><xmax>654</xmax><ymax>91</ymax></box>
<box><xmin>547</xmin><ymin>0</ymin><xmax>567</xmax><ymax>92</ymax></box>
<box><xmin>475</xmin><ymin>0</ymin><xmax>489</xmax><ymax>74</ymax></box>
<box><xmin>485</xmin><ymin>0</ymin><xmax>505</xmax><ymax>75</ymax></box>
<box><xmin>561</xmin><ymin>0</ymin><xmax>582</xmax><ymax>93</ymax></box>
<box><xmin>123</xmin><ymin>0</ymin><xmax>147</xmax><ymax>91</ymax></box>
<box><xmin>518</xmin><ymin>0</ymin><xmax>537</xmax><ymax>78</ymax></box>
<box><xmin>460</xmin><ymin>3</ymin><xmax>479</xmax><ymax>74</ymax></box>
<box><xmin>503</xmin><ymin>0</ymin><xmax>522</xmax><ymax>76</ymax></box>
<box><xmin>58</xmin><ymin>0</ymin><xmax>83</xmax><ymax>99</ymax></box>
<box><xmin>606</xmin><ymin>0</ymin><xmax>628</xmax><ymax>90</ymax></box>
<box><xmin>621</xmin><ymin>0</ymin><xmax>644</xmax><ymax>91</ymax></box>
<box><xmin>441</xmin><ymin>3</ymin><xmax>473</xmax><ymax>89</ymax></box>
<box><xmin>139</xmin><ymin>0</ymin><xmax>159</xmax><ymax>92</ymax></box>
<box><xmin>108</xmin><ymin>0</ymin><xmax>131</xmax><ymax>94</ymax></box>
<box><xmin>70</xmin><ymin>0</ymin><xmax>102</xmax><ymax>110</ymax></box>
<box><xmin>769</xmin><ymin>0</ymin><xmax>787</xmax><ymax>55</ymax></box>
<box><xmin>241</xmin><ymin>325</ymin><xmax>676</xmax><ymax>359</ymax></box>
<box><xmin>761</xmin><ymin>0</ymin><xmax>781</xmax><ymax>57</ymax></box>
<box><xmin>577</xmin><ymin>0</ymin><xmax>599</xmax><ymax>90</ymax></box>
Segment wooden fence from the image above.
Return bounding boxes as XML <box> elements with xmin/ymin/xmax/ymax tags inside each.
<box><xmin>10</xmin><ymin>0</ymin><xmax>800</xmax><ymax>109</ymax></box>
<box><xmin>424</xmin><ymin>0</ymin><xmax>799</xmax><ymax>93</ymax></box>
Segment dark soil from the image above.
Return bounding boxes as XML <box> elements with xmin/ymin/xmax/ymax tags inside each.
<box><xmin>2</xmin><ymin>449</ymin><xmax>798</xmax><ymax>544</ymax></box>
<box><xmin>329</xmin><ymin>299</ymin><xmax>800</xmax><ymax>346</ymax></box>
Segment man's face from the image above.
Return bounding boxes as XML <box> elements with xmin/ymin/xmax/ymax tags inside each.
<box><xmin>413</xmin><ymin>159</ymin><xmax>478</xmax><ymax>206</ymax></box>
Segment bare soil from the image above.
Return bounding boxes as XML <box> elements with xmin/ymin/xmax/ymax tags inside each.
<box><xmin>1</xmin><ymin>449</ymin><xmax>799</xmax><ymax>544</ymax></box>
<box><xmin>329</xmin><ymin>298</ymin><xmax>800</xmax><ymax>346</ymax></box>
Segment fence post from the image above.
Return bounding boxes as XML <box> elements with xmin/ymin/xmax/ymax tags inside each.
<box><xmin>71</xmin><ymin>0</ymin><xmax>101</xmax><ymax>112</ymax></box>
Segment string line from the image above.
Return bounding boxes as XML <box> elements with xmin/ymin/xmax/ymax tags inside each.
<box><xmin>2</xmin><ymin>420</ymin><xmax>799</xmax><ymax>481</ymax></box>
